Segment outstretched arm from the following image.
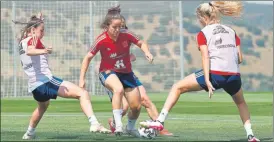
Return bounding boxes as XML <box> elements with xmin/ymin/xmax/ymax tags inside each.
<box><xmin>79</xmin><ymin>52</ymin><xmax>95</xmax><ymax>88</ymax></box>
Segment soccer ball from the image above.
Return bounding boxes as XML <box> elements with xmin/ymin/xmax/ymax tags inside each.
<box><xmin>138</xmin><ymin>124</ymin><xmax>157</xmax><ymax>139</ymax></box>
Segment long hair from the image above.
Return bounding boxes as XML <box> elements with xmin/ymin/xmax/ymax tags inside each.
<box><xmin>12</xmin><ymin>14</ymin><xmax>44</xmax><ymax>41</ymax></box>
<box><xmin>196</xmin><ymin>1</ymin><xmax>243</xmax><ymax>24</ymax></box>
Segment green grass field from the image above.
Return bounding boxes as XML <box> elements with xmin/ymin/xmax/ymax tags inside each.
<box><xmin>1</xmin><ymin>92</ymin><xmax>273</xmax><ymax>141</ymax></box>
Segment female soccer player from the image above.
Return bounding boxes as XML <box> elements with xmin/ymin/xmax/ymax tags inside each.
<box><xmin>140</xmin><ymin>1</ymin><xmax>260</xmax><ymax>141</ymax></box>
<box><xmin>14</xmin><ymin>13</ymin><xmax>110</xmax><ymax>140</ymax></box>
<box><xmin>79</xmin><ymin>6</ymin><xmax>153</xmax><ymax>136</ymax></box>
<box><xmin>106</xmin><ymin>15</ymin><xmax>173</xmax><ymax>136</ymax></box>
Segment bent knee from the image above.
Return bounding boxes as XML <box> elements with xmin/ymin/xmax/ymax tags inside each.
<box><xmin>113</xmin><ymin>87</ymin><xmax>124</xmax><ymax>95</ymax></box>
<box><xmin>77</xmin><ymin>89</ymin><xmax>90</xmax><ymax>100</ymax></box>
<box><xmin>129</xmin><ymin>103</ymin><xmax>141</xmax><ymax>112</ymax></box>
<box><xmin>171</xmin><ymin>83</ymin><xmax>185</xmax><ymax>94</ymax></box>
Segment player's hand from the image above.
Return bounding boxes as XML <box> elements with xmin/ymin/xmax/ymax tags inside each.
<box><xmin>206</xmin><ymin>80</ymin><xmax>215</xmax><ymax>99</ymax></box>
<box><xmin>79</xmin><ymin>79</ymin><xmax>86</xmax><ymax>89</ymax></box>
<box><xmin>46</xmin><ymin>45</ymin><xmax>53</xmax><ymax>54</ymax></box>
<box><xmin>145</xmin><ymin>52</ymin><xmax>154</xmax><ymax>64</ymax></box>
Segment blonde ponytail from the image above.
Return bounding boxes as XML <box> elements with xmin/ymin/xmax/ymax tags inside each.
<box><xmin>196</xmin><ymin>1</ymin><xmax>243</xmax><ymax>25</ymax></box>
<box><xmin>211</xmin><ymin>1</ymin><xmax>243</xmax><ymax>17</ymax></box>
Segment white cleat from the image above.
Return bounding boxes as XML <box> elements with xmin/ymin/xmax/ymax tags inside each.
<box><xmin>114</xmin><ymin>126</ymin><xmax>123</xmax><ymax>136</ymax></box>
<box><xmin>22</xmin><ymin>132</ymin><xmax>35</xmax><ymax>140</ymax></box>
<box><xmin>139</xmin><ymin>120</ymin><xmax>164</xmax><ymax>131</ymax></box>
<box><xmin>90</xmin><ymin>124</ymin><xmax>111</xmax><ymax>133</ymax></box>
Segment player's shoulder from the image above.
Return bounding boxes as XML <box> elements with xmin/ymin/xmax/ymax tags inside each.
<box><xmin>21</xmin><ymin>37</ymin><xmax>32</xmax><ymax>44</ymax></box>
<box><xmin>95</xmin><ymin>32</ymin><xmax>108</xmax><ymax>42</ymax></box>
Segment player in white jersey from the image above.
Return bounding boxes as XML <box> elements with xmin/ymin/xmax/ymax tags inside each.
<box><xmin>13</xmin><ymin>13</ymin><xmax>110</xmax><ymax>140</ymax></box>
<box><xmin>140</xmin><ymin>1</ymin><xmax>260</xmax><ymax>141</ymax></box>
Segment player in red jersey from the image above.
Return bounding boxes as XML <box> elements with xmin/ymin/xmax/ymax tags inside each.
<box><xmin>140</xmin><ymin>1</ymin><xmax>260</xmax><ymax>141</ymax></box>
<box><xmin>105</xmin><ymin>15</ymin><xmax>173</xmax><ymax>136</ymax></box>
<box><xmin>79</xmin><ymin>6</ymin><xmax>153</xmax><ymax>137</ymax></box>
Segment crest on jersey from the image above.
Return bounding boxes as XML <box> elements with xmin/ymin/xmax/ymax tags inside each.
<box><xmin>122</xmin><ymin>41</ymin><xmax>128</xmax><ymax>48</ymax></box>
<box><xmin>213</xmin><ymin>25</ymin><xmax>229</xmax><ymax>35</ymax></box>
<box><xmin>110</xmin><ymin>53</ymin><xmax>117</xmax><ymax>58</ymax></box>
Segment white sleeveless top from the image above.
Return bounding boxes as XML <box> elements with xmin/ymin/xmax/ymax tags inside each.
<box><xmin>19</xmin><ymin>37</ymin><xmax>53</xmax><ymax>92</ymax></box>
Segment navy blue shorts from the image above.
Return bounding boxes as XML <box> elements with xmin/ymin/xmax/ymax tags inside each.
<box><xmin>99</xmin><ymin>71</ymin><xmax>141</xmax><ymax>102</ymax></box>
<box><xmin>195</xmin><ymin>70</ymin><xmax>241</xmax><ymax>96</ymax></box>
<box><xmin>32</xmin><ymin>76</ymin><xmax>63</xmax><ymax>102</ymax></box>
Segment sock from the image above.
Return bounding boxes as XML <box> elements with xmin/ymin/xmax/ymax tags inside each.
<box><xmin>88</xmin><ymin>115</ymin><xmax>99</xmax><ymax>125</ymax></box>
<box><xmin>157</xmin><ymin>108</ymin><xmax>168</xmax><ymax>123</ymax></box>
<box><xmin>244</xmin><ymin>123</ymin><xmax>254</xmax><ymax>137</ymax></box>
<box><xmin>113</xmin><ymin>109</ymin><xmax>123</xmax><ymax>129</ymax></box>
<box><xmin>127</xmin><ymin>118</ymin><xmax>137</xmax><ymax>130</ymax></box>
<box><xmin>27</xmin><ymin>126</ymin><xmax>35</xmax><ymax>135</ymax></box>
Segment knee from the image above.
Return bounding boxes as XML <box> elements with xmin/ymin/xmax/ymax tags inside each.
<box><xmin>171</xmin><ymin>83</ymin><xmax>184</xmax><ymax>94</ymax></box>
<box><xmin>78</xmin><ymin>90</ymin><xmax>90</xmax><ymax>100</ymax></box>
<box><xmin>130</xmin><ymin>102</ymin><xmax>141</xmax><ymax>113</ymax></box>
<box><xmin>113</xmin><ymin>87</ymin><xmax>124</xmax><ymax>96</ymax></box>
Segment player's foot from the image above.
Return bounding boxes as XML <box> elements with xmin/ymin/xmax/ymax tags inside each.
<box><xmin>90</xmin><ymin>123</ymin><xmax>111</xmax><ymax>133</ymax></box>
<box><xmin>22</xmin><ymin>132</ymin><xmax>35</xmax><ymax>140</ymax></box>
<box><xmin>114</xmin><ymin>126</ymin><xmax>123</xmax><ymax>136</ymax></box>
<box><xmin>159</xmin><ymin>129</ymin><xmax>173</xmax><ymax>136</ymax></box>
<box><xmin>108</xmin><ymin>118</ymin><xmax>116</xmax><ymax>134</ymax></box>
<box><xmin>248</xmin><ymin>135</ymin><xmax>260</xmax><ymax>142</ymax></box>
<box><xmin>140</xmin><ymin>120</ymin><xmax>164</xmax><ymax>131</ymax></box>
<box><xmin>124</xmin><ymin>126</ymin><xmax>140</xmax><ymax>138</ymax></box>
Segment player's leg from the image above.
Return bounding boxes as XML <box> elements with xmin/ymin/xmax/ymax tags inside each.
<box><xmin>138</xmin><ymin>85</ymin><xmax>173</xmax><ymax>136</ymax></box>
<box><xmin>108</xmin><ymin>94</ymin><xmax>129</xmax><ymax>134</ymax></box>
<box><xmin>138</xmin><ymin>85</ymin><xmax>158</xmax><ymax>120</ymax></box>
<box><xmin>223</xmin><ymin>76</ymin><xmax>260</xmax><ymax>141</ymax></box>
<box><xmin>122</xmin><ymin>96</ymin><xmax>129</xmax><ymax>116</ymax></box>
<box><xmin>99</xmin><ymin>71</ymin><xmax>125</xmax><ymax>134</ymax></box>
<box><xmin>124</xmin><ymin>87</ymin><xmax>141</xmax><ymax>137</ymax></box>
<box><xmin>22</xmin><ymin>100</ymin><xmax>50</xmax><ymax>139</ymax></box>
<box><xmin>55</xmin><ymin>77</ymin><xmax>110</xmax><ymax>133</ymax></box>
<box><xmin>140</xmin><ymin>72</ymin><xmax>204</xmax><ymax>130</ymax></box>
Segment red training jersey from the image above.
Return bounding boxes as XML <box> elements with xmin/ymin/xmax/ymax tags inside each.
<box><xmin>89</xmin><ymin>29</ymin><xmax>140</xmax><ymax>73</ymax></box>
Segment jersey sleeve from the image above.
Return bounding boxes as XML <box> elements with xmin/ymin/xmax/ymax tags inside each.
<box><xmin>235</xmin><ymin>34</ymin><xmax>240</xmax><ymax>46</ymax></box>
<box><xmin>196</xmin><ymin>31</ymin><xmax>207</xmax><ymax>49</ymax></box>
<box><xmin>89</xmin><ymin>36</ymin><xmax>105</xmax><ymax>55</ymax></box>
<box><xmin>27</xmin><ymin>38</ymin><xmax>45</xmax><ymax>49</ymax></box>
<box><xmin>124</xmin><ymin>30</ymin><xmax>140</xmax><ymax>45</ymax></box>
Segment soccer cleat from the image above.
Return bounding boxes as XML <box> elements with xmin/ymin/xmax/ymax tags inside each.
<box><xmin>108</xmin><ymin>118</ymin><xmax>116</xmax><ymax>134</ymax></box>
<box><xmin>124</xmin><ymin>126</ymin><xmax>140</xmax><ymax>138</ymax></box>
<box><xmin>22</xmin><ymin>132</ymin><xmax>35</xmax><ymax>140</ymax></box>
<box><xmin>114</xmin><ymin>126</ymin><xmax>123</xmax><ymax>136</ymax></box>
<box><xmin>248</xmin><ymin>135</ymin><xmax>260</xmax><ymax>142</ymax></box>
<box><xmin>140</xmin><ymin>120</ymin><xmax>164</xmax><ymax>131</ymax></box>
<box><xmin>159</xmin><ymin>129</ymin><xmax>173</xmax><ymax>136</ymax></box>
<box><xmin>90</xmin><ymin>124</ymin><xmax>111</xmax><ymax>133</ymax></box>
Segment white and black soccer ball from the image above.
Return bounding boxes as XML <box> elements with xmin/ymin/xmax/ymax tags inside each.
<box><xmin>138</xmin><ymin>120</ymin><xmax>157</xmax><ymax>139</ymax></box>
<box><xmin>138</xmin><ymin>127</ymin><xmax>157</xmax><ymax>139</ymax></box>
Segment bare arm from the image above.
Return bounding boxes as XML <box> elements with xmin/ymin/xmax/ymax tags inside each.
<box><xmin>135</xmin><ymin>40</ymin><xmax>153</xmax><ymax>63</ymax></box>
<box><xmin>80</xmin><ymin>52</ymin><xmax>95</xmax><ymax>81</ymax></box>
<box><xmin>237</xmin><ymin>45</ymin><xmax>243</xmax><ymax>64</ymax></box>
<box><xmin>26</xmin><ymin>45</ymin><xmax>49</xmax><ymax>56</ymax></box>
<box><xmin>135</xmin><ymin>40</ymin><xmax>150</xmax><ymax>55</ymax></box>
